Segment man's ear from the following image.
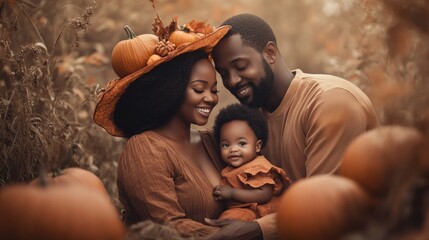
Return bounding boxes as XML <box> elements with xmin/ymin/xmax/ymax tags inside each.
<box><xmin>256</xmin><ymin>140</ymin><xmax>262</xmax><ymax>154</ymax></box>
<box><xmin>263</xmin><ymin>41</ymin><xmax>277</xmax><ymax>64</ymax></box>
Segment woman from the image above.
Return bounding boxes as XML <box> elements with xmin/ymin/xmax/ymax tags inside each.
<box><xmin>93</xmin><ymin>25</ymin><xmax>230</xmax><ymax>236</ymax></box>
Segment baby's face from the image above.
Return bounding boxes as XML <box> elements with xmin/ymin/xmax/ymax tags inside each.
<box><xmin>219</xmin><ymin>120</ymin><xmax>262</xmax><ymax>167</ymax></box>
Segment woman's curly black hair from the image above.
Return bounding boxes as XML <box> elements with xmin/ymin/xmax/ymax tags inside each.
<box><xmin>213</xmin><ymin>103</ymin><xmax>268</xmax><ymax>148</ymax></box>
<box><xmin>113</xmin><ymin>50</ymin><xmax>209</xmax><ymax>138</ymax></box>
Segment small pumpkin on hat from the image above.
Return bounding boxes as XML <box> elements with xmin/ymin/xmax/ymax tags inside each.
<box><xmin>168</xmin><ymin>18</ymin><xmax>215</xmax><ymax>46</ymax></box>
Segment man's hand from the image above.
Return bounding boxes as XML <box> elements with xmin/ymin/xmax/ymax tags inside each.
<box><xmin>213</xmin><ymin>185</ymin><xmax>234</xmax><ymax>201</ymax></box>
<box><xmin>204</xmin><ymin>218</ymin><xmax>263</xmax><ymax>240</ymax></box>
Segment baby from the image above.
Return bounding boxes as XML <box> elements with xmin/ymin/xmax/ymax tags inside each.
<box><xmin>212</xmin><ymin>103</ymin><xmax>291</xmax><ymax>221</ymax></box>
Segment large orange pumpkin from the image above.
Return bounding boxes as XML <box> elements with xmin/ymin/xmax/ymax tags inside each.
<box><xmin>30</xmin><ymin>167</ymin><xmax>108</xmax><ymax>195</ymax></box>
<box><xmin>0</xmin><ymin>184</ymin><xmax>125</xmax><ymax>240</ymax></box>
<box><xmin>111</xmin><ymin>25</ymin><xmax>158</xmax><ymax>78</ymax></box>
<box><xmin>339</xmin><ymin>125</ymin><xmax>424</xmax><ymax>197</ymax></box>
<box><xmin>277</xmin><ymin>175</ymin><xmax>371</xmax><ymax>240</ymax></box>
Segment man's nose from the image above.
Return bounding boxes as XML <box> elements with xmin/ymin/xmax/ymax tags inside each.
<box><xmin>226</xmin><ymin>71</ymin><xmax>241</xmax><ymax>89</ymax></box>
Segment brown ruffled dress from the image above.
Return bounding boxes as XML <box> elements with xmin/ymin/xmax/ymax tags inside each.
<box><xmin>219</xmin><ymin>155</ymin><xmax>291</xmax><ymax>221</ymax></box>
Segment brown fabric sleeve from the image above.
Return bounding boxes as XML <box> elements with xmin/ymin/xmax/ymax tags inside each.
<box><xmin>199</xmin><ymin>129</ymin><xmax>227</xmax><ymax>172</ymax></box>
<box><xmin>305</xmin><ymin>88</ymin><xmax>370</xmax><ymax>176</ymax></box>
<box><xmin>255</xmin><ymin>213</ymin><xmax>278</xmax><ymax>240</ymax></box>
<box><xmin>120</xmin><ymin>135</ymin><xmax>218</xmax><ymax>236</ymax></box>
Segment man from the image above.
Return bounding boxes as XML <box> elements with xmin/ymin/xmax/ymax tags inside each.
<box><xmin>205</xmin><ymin>13</ymin><xmax>380</xmax><ymax>240</ymax></box>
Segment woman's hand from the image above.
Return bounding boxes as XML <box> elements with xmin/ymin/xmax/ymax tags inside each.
<box><xmin>204</xmin><ymin>218</ymin><xmax>263</xmax><ymax>240</ymax></box>
<box><xmin>213</xmin><ymin>185</ymin><xmax>234</xmax><ymax>200</ymax></box>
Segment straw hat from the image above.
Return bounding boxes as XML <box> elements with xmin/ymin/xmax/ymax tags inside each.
<box><xmin>93</xmin><ymin>24</ymin><xmax>231</xmax><ymax>137</ymax></box>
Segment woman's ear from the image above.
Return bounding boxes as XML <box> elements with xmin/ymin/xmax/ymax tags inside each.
<box><xmin>256</xmin><ymin>140</ymin><xmax>262</xmax><ymax>154</ymax></box>
<box><xmin>263</xmin><ymin>41</ymin><xmax>277</xmax><ymax>64</ymax></box>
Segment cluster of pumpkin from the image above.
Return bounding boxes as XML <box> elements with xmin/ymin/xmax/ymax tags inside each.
<box><xmin>0</xmin><ymin>168</ymin><xmax>125</xmax><ymax>240</ymax></box>
<box><xmin>276</xmin><ymin>125</ymin><xmax>429</xmax><ymax>239</ymax></box>
<box><xmin>111</xmin><ymin>17</ymin><xmax>213</xmax><ymax>78</ymax></box>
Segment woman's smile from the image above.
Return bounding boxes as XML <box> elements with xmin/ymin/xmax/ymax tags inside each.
<box><xmin>196</xmin><ymin>107</ymin><xmax>212</xmax><ymax>117</ymax></box>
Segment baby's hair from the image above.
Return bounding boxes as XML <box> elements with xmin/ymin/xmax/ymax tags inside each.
<box><xmin>213</xmin><ymin>103</ymin><xmax>268</xmax><ymax>148</ymax></box>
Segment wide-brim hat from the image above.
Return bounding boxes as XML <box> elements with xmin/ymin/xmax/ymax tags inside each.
<box><xmin>93</xmin><ymin>25</ymin><xmax>231</xmax><ymax>137</ymax></box>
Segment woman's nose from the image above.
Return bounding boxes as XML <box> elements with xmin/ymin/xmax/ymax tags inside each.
<box><xmin>203</xmin><ymin>92</ymin><xmax>218</xmax><ymax>105</ymax></box>
<box><xmin>203</xmin><ymin>94</ymin><xmax>214</xmax><ymax>103</ymax></box>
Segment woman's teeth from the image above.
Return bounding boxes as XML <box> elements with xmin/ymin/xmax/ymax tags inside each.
<box><xmin>197</xmin><ymin>108</ymin><xmax>211</xmax><ymax>114</ymax></box>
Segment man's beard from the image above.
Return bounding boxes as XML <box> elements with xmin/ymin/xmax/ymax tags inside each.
<box><xmin>240</xmin><ymin>59</ymin><xmax>274</xmax><ymax>108</ymax></box>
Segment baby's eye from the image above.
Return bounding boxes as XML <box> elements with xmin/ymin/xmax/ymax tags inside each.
<box><xmin>238</xmin><ymin>141</ymin><xmax>247</xmax><ymax>147</ymax></box>
<box><xmin>221</xmin><ymin>143</ymin><xmax>230</xmax><ymax>148</ymax></box>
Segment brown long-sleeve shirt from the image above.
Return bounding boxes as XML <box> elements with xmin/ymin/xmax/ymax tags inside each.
<box><xmin>263</xmin><ymin>69</ymin><xmax>380</xmax><ymax>181</ymax></box>
<box><xmin>117</xmin><ymin>130</ymin><xmax>224</xmax><ymax>237</ymax></box>
<box><xmin>257</xmin><ymin>69</ymin><xmax>380</xmax><ymax>239</ymax></box>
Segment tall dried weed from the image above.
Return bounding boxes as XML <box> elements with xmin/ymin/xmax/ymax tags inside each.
<box><xmin>0</xmin><ymin>0</ymin><xmax>123</xmax><ymax>204</ymax></box>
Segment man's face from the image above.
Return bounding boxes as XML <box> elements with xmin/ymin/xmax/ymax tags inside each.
<box><xmin>212</xmin><ymin>34</ymin><xmax>274</xmax><ymax>108</ymax></box>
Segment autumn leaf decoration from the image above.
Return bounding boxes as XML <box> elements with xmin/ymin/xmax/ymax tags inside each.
<box><xmin>151</xmin><ymin>14</ymin><xmax>177</xmax><ymax>41</ymax></box>
<box><xmin>181</xmin><ymin>19</ymin><xmax>214</xmax><ymax>35</ymax></box>
<box><xmin>150</xmin><ymin>15</ymin><xmax>214</xmax><ymax>58</ymax></box>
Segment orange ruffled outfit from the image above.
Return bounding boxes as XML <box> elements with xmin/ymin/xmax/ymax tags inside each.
<box><xmin>219</xmin><ymin>156</ymin><xmax>291</xmax><ymax>221</ymax></box>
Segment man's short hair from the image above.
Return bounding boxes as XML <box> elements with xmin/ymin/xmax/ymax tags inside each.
<box><xmin>220</xmin><ymin>13</ymin><xmax>277</xmax><ymax>52</ymax></box>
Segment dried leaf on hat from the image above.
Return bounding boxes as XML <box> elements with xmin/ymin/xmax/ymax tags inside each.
<box><xmin>152</xmin><ymin>15</ymin><xmax>178</xmax><ymax>41</ymax></box>
<box><xmin>165</xmin><ymin>16</ymin><xmax>178</xmax><ymax>36</ymax></box>
<box><xmin>184</xmin><ymin>19</ymin><xmax>213</xmax><ymax>35</ymax></box>
<box><xmin>152</xmin><ymin>14</ymin><xmax>166</xmax><ymax>40</ymax></box>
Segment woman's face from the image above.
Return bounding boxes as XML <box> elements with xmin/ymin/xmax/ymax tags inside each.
<box><xmin>178</xmin><ymin>58</ymin><xmax>219</xmax><ymax>126</ymax></box>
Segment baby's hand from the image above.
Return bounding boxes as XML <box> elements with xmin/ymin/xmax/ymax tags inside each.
<box><xmin>213</xmin><ymin>185</ymin><xmax>234</xmax><ymax>201</ymax></box>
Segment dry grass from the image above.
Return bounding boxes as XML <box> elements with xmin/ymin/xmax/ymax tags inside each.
<box><xmin>0</xmin><ymin>0</ymin><xmax>123</xmax><ymax>205</ymax></box>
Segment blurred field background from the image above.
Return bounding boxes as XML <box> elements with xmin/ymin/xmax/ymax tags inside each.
<box><xmin>1</xmin><ymin>0</ymin><xmax>428</xmax><ymax>231</ymax></box>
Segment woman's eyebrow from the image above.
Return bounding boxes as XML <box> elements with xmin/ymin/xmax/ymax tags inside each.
<box><xmin>190</xmin><ymin>79</ymin><xmax>208</xmax><ymax>84</ymax></box>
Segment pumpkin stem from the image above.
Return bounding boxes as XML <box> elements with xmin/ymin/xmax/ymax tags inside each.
<box><xmin>179</xmin><ymin>24</ymin><xmax>190</xmax><ymax>33</ymax></box>
<box><xmin>53</xmin><ymin>168</ymin><xmax>63</xmax><ymax>177</ymax></box>
<box><xmin>124</xmin><ymin>25</ymin><xmax>137</xmax><ymax>39</ymax></box>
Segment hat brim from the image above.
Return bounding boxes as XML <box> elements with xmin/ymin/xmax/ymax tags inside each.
<box><xmin>93</xmin><ymin>25</ymin><xmax>231</xmax><ymax>137</ymax></box>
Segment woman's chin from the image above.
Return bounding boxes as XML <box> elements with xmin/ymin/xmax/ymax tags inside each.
<box><xmin>192</xmin><ymin>118</ymin><xmax>209</xmax><ymax>126</ymax></box>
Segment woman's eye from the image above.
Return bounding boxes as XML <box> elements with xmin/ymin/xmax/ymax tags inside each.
<box><xmin>212</xmin><ymin>89</ymin><xmax>219</xmax><ymax>94</ymax></box>
<box><xmin>193</xmin><ymin>89</ymin><xmax>204</xmax><ymax>94</ymax></box>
